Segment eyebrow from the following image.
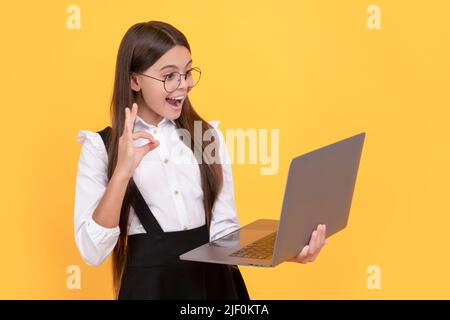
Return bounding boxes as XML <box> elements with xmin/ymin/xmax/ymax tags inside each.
<box><xmin>159</xmin><ymin>60</ymin><xmax>193</xmax><ymax>71</ymax></box>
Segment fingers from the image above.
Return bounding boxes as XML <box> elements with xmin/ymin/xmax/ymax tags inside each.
<box><xmin>292</xmin><ymin>224</ymin><xmax>328</xmax><ymax>264</ymax></box>
<box><xmin>130</xmin><ymin>103</ymin><xmax>138</xmax><ymax>126</ymax></box>
<box><xmin>132</xmin><ymin>131</ymin><xmax>156</xmax><ymax>143</ymax></box>
<box><xmin>123</xmin><ymin>103</ymin><xmax>138</xmax><ymax>136</ymax></box>
<box><xmin>124</xmin><ymin>107</ymin><xmax>130</xmax><ymax>135</ymax></box>
<box><xmin>302</xmin><ymin>225</ymin><xmax>324</xmax><ymax>263</ymax></box>
<box><xmin>315</xmin><ymin>225</ymin><xmax>323</xmax><ymax>249</ymax></box>
<box><xmin>309</xmin><ymin>225</ymin><xmax>327</xmax><ymax>262</ymax></box>
<box><xmin>309</xmin><ymin>230</ymin><xmax>318</xmax><ymax>256</ymax></box>
<box><xmin>296</xmin><ymin>245</ymin><xmax>310</xmax><ymax>263</ymax></box>
<box><xmin>133</xmin><ymin>131</ymin><xmax>160</xmax><ymax>156</ymax></box>
<box><xmin>137</xmin><ymin>140</ymin><xmax>160</xmax><ymax>155</ymax></box>
<box><xmin>320</xmin><ymin>224</ymin><xmax>327</xmax><ymax>247</ymax></box>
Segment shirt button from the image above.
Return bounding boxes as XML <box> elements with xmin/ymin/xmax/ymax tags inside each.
<box><xmin>183</xmin><ymin>226</ymin><xmax>188</xmax><ymax>230</ymax></box>
<box><xmin>164</xmin><ymin>158</ymin><xmax>169</xmax><ymax>164</ymax></box>
<box><xmin>153</xmin><ymin>129</ymin><xmax>158</xmax><ymax>134</ymax></box>
<box><xmin>174</xmin><ymin>190</ymin><xmax>179</xmax><ymax>195</ymax></box>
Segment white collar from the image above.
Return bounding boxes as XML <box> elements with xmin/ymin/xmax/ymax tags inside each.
<box><xmin>135</xmin><ymin>114</ymin><xmax>176</xmax><ymax>129</ymax></box>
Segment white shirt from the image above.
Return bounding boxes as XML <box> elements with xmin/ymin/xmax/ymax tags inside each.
<box><xmin>74</xmin><ymin>115</ymin><xmax>240</xmax><ymax>266</ymax></box>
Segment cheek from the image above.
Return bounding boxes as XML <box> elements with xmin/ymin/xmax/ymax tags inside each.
<box><xmin>142</xmin><ymin>87</ymin><xmax>167</xmax><ymax>108</ymax></box>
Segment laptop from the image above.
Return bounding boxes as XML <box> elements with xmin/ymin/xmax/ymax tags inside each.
<box><xmin>180</xmin><ymin>132</ymin><xmax>366</xmax><ymax>267</ymax></box>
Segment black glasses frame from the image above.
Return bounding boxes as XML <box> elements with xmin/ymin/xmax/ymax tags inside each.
<box><xmin>136</xmin><ymin>67</ymin><xmax>202</xmax><ymax>93</ymax></box>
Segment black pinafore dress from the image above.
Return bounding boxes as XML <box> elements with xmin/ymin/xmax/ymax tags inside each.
<box><xmin>97</xmin><ymin>126</ymin><xmax>250</xmax><ymax>300</ymax></box>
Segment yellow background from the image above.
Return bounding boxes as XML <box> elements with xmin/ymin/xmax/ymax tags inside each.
<box><xmin>0</xmin><ymin>0</ymin><xmax>449</xmax><ymax>299</ymax></box>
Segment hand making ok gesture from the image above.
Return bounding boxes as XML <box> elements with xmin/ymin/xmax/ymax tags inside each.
<box><xmin>114</xmin><ymin>103</ymin><xmax>160</xmax><ymax>180</ymax></box>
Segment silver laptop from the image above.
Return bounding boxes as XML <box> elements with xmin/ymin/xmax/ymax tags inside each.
<box><xmin>180</xmin><ymin>132</ymin><xmax>366</xmax><ymax>267</ymax></box>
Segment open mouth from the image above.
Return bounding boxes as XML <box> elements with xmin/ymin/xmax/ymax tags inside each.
<box><xmin>165</xmin><ymin>95</ymin><xmax>185</xmax><ymax>108</ymax></box>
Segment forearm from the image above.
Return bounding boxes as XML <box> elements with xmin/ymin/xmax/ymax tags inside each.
<box><xmin>92</xmin><ymin>172</ymin><xmax>130</xmax><ymax>228</ymax></box>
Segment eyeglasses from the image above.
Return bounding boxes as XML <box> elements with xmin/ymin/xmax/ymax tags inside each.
<box><xmin>137</xmin><ymin>67</ymin><xmax>202</xmax><ymax>93</ymax></box>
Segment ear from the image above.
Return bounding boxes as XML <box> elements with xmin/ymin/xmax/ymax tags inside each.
<box><xmin>130</xmin><ymin>73</ymin><xmax>141</xmax><ymax>92</ymax></box>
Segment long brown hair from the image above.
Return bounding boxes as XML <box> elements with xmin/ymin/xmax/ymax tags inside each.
<box><xmin>106</xmin><ymin>21</ymin><xmax>223</xmax><ymax>297</ymax></box>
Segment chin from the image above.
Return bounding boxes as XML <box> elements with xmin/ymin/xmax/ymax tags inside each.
<box><xmin>167</xmin><ymin>112</ymin><xmax>181</xmax><ymax>121</ymax></box>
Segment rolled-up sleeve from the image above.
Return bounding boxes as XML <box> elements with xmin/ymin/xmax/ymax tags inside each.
<box><xmin>74</xmin><ymin>130</ymin><xmax>120</xmax><ymax>266</ymax></box>
<box><xmin>208</xmin><ymin>122</ymin><xmax>241</xmax><ymax>241</ymax></box>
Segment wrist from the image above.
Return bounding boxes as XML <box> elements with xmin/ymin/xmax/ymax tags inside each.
<box><xmin>111</xmin><ymin>170</ymin><xmax>131</xmax><ymax>184</ymax></box>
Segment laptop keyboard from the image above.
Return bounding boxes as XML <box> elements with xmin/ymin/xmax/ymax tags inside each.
<box><xmin>229</xmin><ymin>232</ymin><xmax>276</xmax><ymax>259</ymax></box>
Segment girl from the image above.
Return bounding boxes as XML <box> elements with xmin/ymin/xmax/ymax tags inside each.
<box><xmin>74</xmin><ymin>20</ymin><xmax>327</xmax><ymax>300</ymax></box>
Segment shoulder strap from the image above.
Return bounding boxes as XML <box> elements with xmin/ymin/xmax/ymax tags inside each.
<box><xmin>96</xmin><ymin>126</ymin><xmax>163</xmax><ymax>233</ymax></box>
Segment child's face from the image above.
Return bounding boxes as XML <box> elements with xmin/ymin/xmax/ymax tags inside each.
<box><xmin>132</xmin><ymin>45</ymin><xmax>193</xmax><ymax>123</ymax></box>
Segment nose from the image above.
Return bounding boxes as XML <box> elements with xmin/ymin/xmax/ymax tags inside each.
<box><xmin>177</xmin><ymin>74</ymin><xmax>189</xmax><ymax>91</ymax></box>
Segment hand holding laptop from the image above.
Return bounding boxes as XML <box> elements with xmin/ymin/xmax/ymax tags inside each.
<box><xmin>180</xmin><ymin>133</ymin><xmax>365</xmax><ymax>268</ymax></box>
<box><xmin>288</xmin><ymin>224</ymin><xmax>328</xmax><ymax>264</ymax></box>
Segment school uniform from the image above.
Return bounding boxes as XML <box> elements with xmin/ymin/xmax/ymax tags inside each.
<box><xmin>74</xmin><ymin>115</ymin><xmax>249</xmax><ymax>299</ymax></box>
